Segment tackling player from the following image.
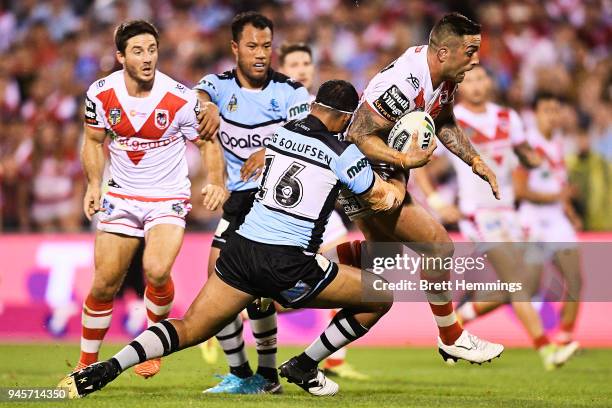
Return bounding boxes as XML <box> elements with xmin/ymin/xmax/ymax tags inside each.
<box><xmin>193</xmin><ymin>12</ymin><xmax>311</xmax><ymax>393</ymax></box>
<box><xmin>59</xmin><ymin>80</ymin><xmax>405</xmax><ymax>398</ymax></box>
<box><xmin>278</xmin><ymin>42</ymin><xmax>365</xmax><ymax>380</ymax></box>
<box><xmin>416</xmin><ymin>66</ymin><xmax>577</xmax><ymax>369</ymax></box>
<box><xmin>76</xmin><ymin>20</ymin><xmax>225</xmax><ymax>378</ymax></box>
<box><xmin>338</xmin><ymin>12</ymin><xmax>503</xmax><ymax>363</ymax></box>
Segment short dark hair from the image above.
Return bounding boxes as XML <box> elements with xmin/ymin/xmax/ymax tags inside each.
<box><xmin>315</xmin><ymin>80</ymin><xmax>359</xmax><ymax>114</ymax></box>
<box><xmin>279</xmin><ymin>42</ymin><xmax>312</xmax><ymax>66</ymax></box>
<box><xmin>429</xmin><ymin>12</ymin><xmax>481</xmax><ymax>49</ymax></box>
<box><xmin>231</xmin><ymin>11</ymin><xmax>273</xmax><ymax>42</ymax></box>
<box><xmin>114</xmin><ymin>20</ymin><xmax>159</xmax><ymax>54</ymax></box>
<box><xmin>532</xmin><ymin>90</ymin><xmax>563</xmax><ymax>109</ymax></box>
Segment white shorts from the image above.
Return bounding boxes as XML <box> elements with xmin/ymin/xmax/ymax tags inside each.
<box><xmin>32</xmin><ymin>199</ymin><xmax>76</xmax><ymax>223</ymax></box>
<box><xmin>322</xmin><ymin>210</ymin><xmax>348</xmax><ymax>246</ymax></box>
<box><xmin>458</xmin><ymin>208</ymin><xmax>524</xmax><ymax>252</ymax></box>
<box><xmin>96</xmin><ymin>193</ymin><xmax>192</xmax><ymax>238</ymax></box>
<box><xmin>519</xmin><ymin>203</ymin><xmax>577</xmax><ymax>262</ymax></box>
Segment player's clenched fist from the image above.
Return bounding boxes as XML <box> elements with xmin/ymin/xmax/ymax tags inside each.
<box><xmin>197</xmin><ymin>101</ymin><xmax>220</xmax><ymax>141</ymax></box>
<box><xmin>240</xmin><ymin>148</ymin><xmax>265</xmax><ymax>182</ymax></box>
<box><xmin>400</xmin><ymin>132</ymin><xmax>437</xmax><ymax>169</ymax></box>
<box><xmin>201</xmin><ymin>183</ymin><xmax>228</xmax><ymax>211</ymax></box>
<box><xmin>83</xmin><ymin>185</ymin><xmax>101</xmax><ymax>221</ymax></box>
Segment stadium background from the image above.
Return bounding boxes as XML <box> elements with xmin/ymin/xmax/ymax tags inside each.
<box><xmin>0</xmin><ymin>0</ymin><xmax>611</xmax><ymax>349</ymax></box>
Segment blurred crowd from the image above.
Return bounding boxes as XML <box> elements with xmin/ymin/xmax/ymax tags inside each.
<box><xmin>0</xmin><ymin>0</ymin><xmax>610</xmax><ymax>232</ymax></box>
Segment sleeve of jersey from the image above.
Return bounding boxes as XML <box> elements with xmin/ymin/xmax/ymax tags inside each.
<box><xmin>509</xmin><ymin>109</ymin><xmax>527</xmax><ymax>146</ymax></box>
<box><xmin>193</xmin><ymin>74</ymin><xmax>219</xmax><ymax>104</ymax></box>
<box><xmin>178</xmin><ymin>91</ymin><xmax>200</xmax><ymax>141</ymax></box>
<box><xmin>363</xmin><ymin>70</ymin><xmax>416</xmax><ymax>122</ymax></box>
<box><xmin>286</xmin><ymin>86</ymin><xmax>311</xmax><ymax>121</ymax></box>
<box><xmin>84</xmin><ymin>87</ymin><xmax>106</xmax><ymax>129</ymax></box>
<box><xmin>334</xmin><ymin>144</ymin><xmax>375</xmax><ymax>195</ymax></box>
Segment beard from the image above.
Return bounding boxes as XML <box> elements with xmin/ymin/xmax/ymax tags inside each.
<box><xmin>125</xmin><ymin>63</ymin><xmax>154</xmax><ymax>90</ymax></box>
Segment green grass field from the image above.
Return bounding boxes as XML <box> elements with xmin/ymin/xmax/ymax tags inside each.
<box><xmin>1</xmin><ymin>344</ymin><xmax>611</xmax><ymax>407</ymax></box>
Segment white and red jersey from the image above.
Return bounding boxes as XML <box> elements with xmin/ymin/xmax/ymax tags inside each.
<box><xmin>361</xmin><ymin>45</ymin><xmax>457</xmax><ymax>123</ymax></box>
<box><xmin>447</xmin><ymin>102</ymin><xmax>526</xmax><ymax>215</ymax></box>
<box><xmin>85</xmin><ymin>70</ymin><xmax>199</xmax><ymax>200</ymax></box>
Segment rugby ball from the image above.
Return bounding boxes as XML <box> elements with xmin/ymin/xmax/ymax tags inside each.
<box><xmin>387</xmin><ymin>111</ymin><xmax>435</xmax><ymax>152</ymax></box>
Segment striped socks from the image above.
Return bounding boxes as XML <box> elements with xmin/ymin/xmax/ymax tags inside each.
<box><xmin>246</xmin><ymin>302</ymin><xmax>278</xmax><ymax>382</ymax></box>
<box><xmin>111</xmin><ymin>320</ymin><xmax>180</xmax><ymax>371</ymax></box>
<box><xmin>144</xmin><ymin>279</ymin><xmax>174</xmax><ymax>326</ymax></box>
<box><xmin>297</xmin><ymin>310</ymin><xmax>368</xmax><ymax>371</ymax></box>
<box><xmin>216</xmin><ymin>316</ymin><xmax>253</xmax><ymax>378</ymax></box>
<box><xmin>421</xmin><ymin>270</ymin><xmax>463</xmax><ymax>345</ymax></box>
<box><xmin>79</xmin><ymin>295</ymin><xmax>113</xmax><ymax>368</ymax></box>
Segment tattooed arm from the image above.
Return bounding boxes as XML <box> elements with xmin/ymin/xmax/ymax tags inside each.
<box><xmin>435</xmin><ymin>103</ymin><xmax>500</xmax><ymax>199</ymax></box>
<box><xmin>347</xmin><ymin>104</ymin><xmax>435</xmax><ymax>169</ymax></box>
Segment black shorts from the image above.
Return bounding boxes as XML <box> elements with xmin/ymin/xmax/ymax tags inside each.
<box><xmin>212</xmin><ymin>189</ymin><xmax>257</xmax><ymax>249</ymax></box>
<box><xmin>215</xmin><ymin>233</ymin><xmax>338</xmax><ymax>308</ymax></box>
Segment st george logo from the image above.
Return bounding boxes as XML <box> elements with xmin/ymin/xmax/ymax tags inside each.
<box><xmin>109</xmin><ymin>108</ymin><xmax>121</xmax><ymax>125</ymax></box>
<box><xmin>155</xmin><ymin>109</ymin><xmax>169</xmax><ymax>130</ymax></box>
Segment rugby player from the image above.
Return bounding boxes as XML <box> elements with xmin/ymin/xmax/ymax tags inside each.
<box><xmin>193</xmin><ymin>12</ymin><xmax>311</xmax><ymax>393</ymax></box>
<box><xmin>76</xmin><ymin>20</ymin><xmax>225</xmax><ymax>378</ymax></box>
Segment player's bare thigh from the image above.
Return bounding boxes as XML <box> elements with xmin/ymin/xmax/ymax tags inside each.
<box><xmin>92</xmin><ymin>230</ymin><xmax>142</xmax><ymax>301</ymax></box>
<box><xmin>304</xmin><ymin>264</ymin><xmax>392</xmax><ymax>318</ymax></box>
<box><xmin>176</xmin><ymin>272</ymin><xmax>255</xmax><ymax>347</ymax></box>
<box><xmin>142</xmin><ymin>224</ymin><xmax>185</xmax><ymax>286</ymax></box>
<box><xmin>357</xmin><ymin>194</ymin><xmax>453</xmax><ymax>257</ymax></box>
<box><xmin>207</xmin><ymin>247</ymin><xmax>221</xmax><ymax>278</ymax></box>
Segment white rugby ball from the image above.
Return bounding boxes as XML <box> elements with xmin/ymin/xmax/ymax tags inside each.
<box><xmin>387</xmin><ymin>111</ymin><xmax>435</xmax><ymax>152</ymax></box>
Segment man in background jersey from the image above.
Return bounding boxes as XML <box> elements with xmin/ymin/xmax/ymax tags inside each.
<box><xmin>76</xmin><ymin>20</ymin><xmax>226</xmax><ymax>378</ymax></box>
<box><xmin>416</xmin><ymin>66</ymin><xmax>578</xmax><ymax>369</ymax></box>
<box><xmin>194</xmin><ymin>12</ymin><xmax>311</xmax><ymax>394</ymax></box>
<box><xmin>278</xmin><ymin>42</ymin><xmax>367</xmax><ymax>380</ymax></box>
<box><xmin>59</xmin><ymin>80</ymin><xmax>404</xmax><ymax>399</ymax></box>
<box><xmin>514</xmin><ymin>92</ymin><xmax>582</xmax><ymax>350</ymax></box>
<box><xmin>337</xmin><ymin>12</ymin><xmax>503</xmax><ymax>363</ymax></box>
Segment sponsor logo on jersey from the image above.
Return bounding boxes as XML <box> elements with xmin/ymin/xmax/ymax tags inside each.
<box><xmin>175</xmin><ymin>83</ymin><xmax>186</xmax><ymax>93</ymax></box>
<box><xmin>406</xmin><ymin>74</ymin><xmax>420</xmax><ymax>90</ymax></box>
<box><xmin>129</xmin><ymin>110</ymin><xmax>147</xmax><ymax>118</ymax></box>
<box><xmin>372</xmin><ymin>85</ymin><xmax>410</xmax><ymax>122</ymax></box>
<box><xmin>269</xmin><ymin>98</ymin><xmax>281</xmax><ymax>113</ymax></box>
<box><xmin>288</xmin><ymin>102</ymin><xmax>310</xmax><ymax>119</ymax></box>
<box><xmin>96</xmin><ymin>79</ymin><xmax>105</xmax><ymax>88</ymax></box>
<box><xmin>197</xmin><ymin>78</ymin><xmax>216</xmax><ymax>92</ymax></box>
<box><xmin>84</xmin><ymin>96</ymin><xmax>98</xmax><ymax>125</ymax></box>
<box><xmin>227</xmin><ymin>94</ymin><xmax>238</xmax><ymax>112</ymax></box>
<box><xmin>220</xmin><ymin>131</ymin><xmax>270</xmax><ymax>149</ymax></box>
<box><xmin>347</xmin><ymin>157</ymin><xmax>369</xmax><ymax>178</ymax></box>
<box><xmin>109</xmin><ymin>108</ymin><xmax>122</xmax><ymax>126</ymax></box>
<box><xmin>155</xmin><ymin>109</ymin><xmax>169</xmax><ymax>129</ymax></box>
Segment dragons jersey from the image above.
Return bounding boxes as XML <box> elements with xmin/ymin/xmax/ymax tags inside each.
<box><xmin>447</xmin><ymin>102</ymin><xmax>526</xmax><ymax>215</ymax></box>
<box><xmin>194</xmin><ymin>69</ymin><xmax>310</xmax><ymax>192</ymax></box>
<box><xmin>362</xmin><ymin>45</ymin><xmax>457</xmax><ymax>123</ymax></box>
<box><xmin>85</xmin><ymin>70</ymin><xmax>199</xmax><ymax>199</ymax></box>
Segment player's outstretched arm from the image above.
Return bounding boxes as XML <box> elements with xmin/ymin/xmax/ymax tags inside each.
<box><xmin>81</xmin><ymin>126</ymin><xmax>106</xmax><ymax>220</ymax></box>
<box><xmin>195</xmin><ymin>137</ymin><xmax>228</xmax><ymax>211</ymax></box>
<box><xmin>359</xmin><ymin>173</ymin><xmax>404</xmax><ymax>213</ymax></box>
<box><xmin>436</xmin><ymin>104</ymin><xmax>499</xmax><ymax>199</ymax></box>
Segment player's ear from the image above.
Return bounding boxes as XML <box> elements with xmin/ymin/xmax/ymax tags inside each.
<box><xmin>231</xmin><ymin>40</ymin><xmax>239</xmax><ymax>58</ymax></box>
<box><xmin>116</xmin><ymin>50</ymin><xmax>125</xmax><ymax>65</ymax></box>
<box><xmin>437</xmin><ymin>46</ymin><xmax>449</xmax><ymax>63</ymax></box>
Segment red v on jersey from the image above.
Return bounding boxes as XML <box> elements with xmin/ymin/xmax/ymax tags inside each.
<box><xmin>95</xmin><ymin>88</ymin><xmax>188</xmax><ymax>165</ymax></box>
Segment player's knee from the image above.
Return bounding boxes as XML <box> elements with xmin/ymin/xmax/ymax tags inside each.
<box><xmin>142</xmin><ymin>261</ymin><xmax>171</xmax><ymax>286</ymax></box>
<box><xmin>424</xmin><ymin>231</ymin><xmax>454</xmax><ymax>259</ymax></box>
<box><xmin>90</xmin><ymin>276</ymin><xmax>121</xmax><ymax>301</ymax></box>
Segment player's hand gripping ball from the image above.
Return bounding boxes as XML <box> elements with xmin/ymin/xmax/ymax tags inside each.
<box><xmin>387</xmin><ymin>111</ymin><xmax>435</xmax><ymax>153</ymax></box>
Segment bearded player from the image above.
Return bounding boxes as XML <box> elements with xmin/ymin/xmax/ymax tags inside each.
<box><xmin>415</xmin><ymin>66</ymin><xmax>578</xmax><ymax>369</ymax></box>
<box><xmin>76</xmin><ymin>20</ymin><xmax>225</xmax><ymax>378</ymax></box>
<box><xmin>338</xmin><ymin>12</ymin><xmax>503</xmax><ymax>363</ymax></box>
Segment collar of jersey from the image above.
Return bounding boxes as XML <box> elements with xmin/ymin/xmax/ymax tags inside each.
<box><xmin>233</xmin><ymin>68</ymin><xmax>273</xmax><ymax>90</ymax></box>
